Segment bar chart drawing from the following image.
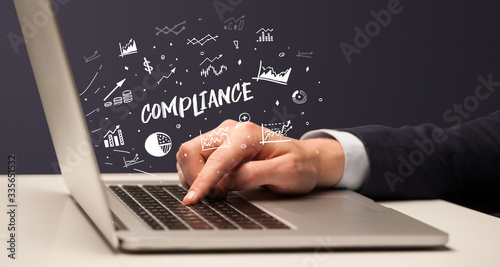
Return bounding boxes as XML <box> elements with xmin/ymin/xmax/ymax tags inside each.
<box><xmin>103</xmin><ymin>125</ymin><xmax>125</xmax><ymax>148</ymax></box>
<box><xmin>224</xmin><ymin>16</ymin><xmax>245</xmax><ymax>31</ymax></box>
<box><xmin>256</xmin><ymin>28</ymin><xmax>274</xmax><ymax>42</ymax></box>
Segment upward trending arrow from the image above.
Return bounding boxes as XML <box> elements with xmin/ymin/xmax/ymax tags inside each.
<box><xmin>156</xmin><ymin>68</ymin><xmax>176</xmax><ymax>85</ymax></box>
<box><xmin>103</xmin><ymin>125</ymin><xmax>120</xmax><ymax>138</ymax></box>
<box><xmin>103</xmin><ymin>78</ymin><xmax>126</xmax><ymax>101</ymax></box>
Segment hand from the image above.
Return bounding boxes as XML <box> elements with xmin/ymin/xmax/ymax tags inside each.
<box><xmin>176</xmin><ymin>120</ymin><xmax>345</xmax><ymax>205</ymax></box>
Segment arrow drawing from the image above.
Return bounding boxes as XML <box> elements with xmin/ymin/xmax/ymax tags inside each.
<box><xmin>224</xmin><ymin>16</ymin><xmax>245</xmax><ymax>31</ymax></box>
<box><xmin>84</xmin><ymin>50</ymin><xmax>101</xmax><ymax>63</ymax></box>
<box><xmin>103</xmin><ymin>125</ymin><xmax>120</xmax><ymax>138</ymax></box>
<box><xmin>156</xmin><ymin>67</ymin><xmax>177</xmax><ymax>85</ymax></box>
<box><xmin>156</xmin><ymin>21</ymin><xmax>187</xmax><ymax>36</ymax></box>
<box><xmin>103</xmin><ymin>78</ymin><xmax>126</xmax><ymax>101</ymax></box>
<box><xmin>123</xmin><ymin>154</ymin><xmax>144</xmax><ymax>168</ymax></box>
<box><xmin>199</xmin><ymin>54</ymin><xmax>223</xmax><ymax>66</ymax></box>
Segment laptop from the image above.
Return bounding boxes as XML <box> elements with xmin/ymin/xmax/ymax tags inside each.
<box><xmin>14</xmin><ymin>0</ymin><xmax>448</xmax><ymax>251</ymax></box>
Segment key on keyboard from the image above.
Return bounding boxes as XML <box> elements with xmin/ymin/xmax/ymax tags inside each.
<box><xmin>109</xmin><ymin>185</ymin><xmax>290</xmax><ymax>231</ymax></box>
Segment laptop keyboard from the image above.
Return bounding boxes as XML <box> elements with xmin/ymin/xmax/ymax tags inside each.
<box><xmin>109</xmin><ymin>185</ymin><xmax>290</xmax><ymax>231</ymax></box>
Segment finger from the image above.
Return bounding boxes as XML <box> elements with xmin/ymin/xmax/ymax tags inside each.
<box><xmin>224</xmin><ymin>157</ymin><xmax>289</xmax><ymax>191</ymax></box>
<box><xmin>176</xmin><ymin>162</ymin><xmax>189</xmax><ymax>189</ymax></box>
<box><xmin>182</xmin><ymin>129</ymin><xmax>264</xmax><ymax>204</ymax></box>
<box><xmin>178</xmin><ymin>148</ymin><xmax>227</xmax><ymax>200</ymax></box>
<box><xmin>182</xmin><ymin>141</ymin><xmax>242</xmax><ymax>204</ymax></box>
<box><xmin>223</xmin><ymin>161</ymin><xmax>268</xmax><ymax>191</ymax></box>
<box><xmin>176</xmin><ymin>143</ymin><xmax>206</xmax><ymax>187</ymax></box>
<box><xmin>227</xmin><ymin>154</ymin><xmax>316</xmax><ymax>194</ymax></box>
<box><xmin>205</xmin><ymin>181</ymin><xmax>228</xmax><ymax>199</ymax></box>
<box><xmin>176</xmin><ymin>121</ymin><xmax>236</xmax><ymax>186</ymax></box>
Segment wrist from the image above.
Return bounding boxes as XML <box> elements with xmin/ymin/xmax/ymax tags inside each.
<box><xmin>303</xmin><ymin>138</ymin><xmax>345</xmax><ymax>188</ymax></box>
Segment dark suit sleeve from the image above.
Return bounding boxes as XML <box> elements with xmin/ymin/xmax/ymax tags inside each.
<box><xmin>344</xmin><ymin>111</ymin><xmax>500</xmax><ymax>211</ymax></box>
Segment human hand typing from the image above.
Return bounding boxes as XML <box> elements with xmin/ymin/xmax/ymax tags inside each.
<box><xmin>177</xmin><ymin>120</ymin><xmax>345</xmax><ymax>205</ymax></box>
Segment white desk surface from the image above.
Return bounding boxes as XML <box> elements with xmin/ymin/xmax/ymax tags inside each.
<box><xmin>1</xmin><ymin>174</ymin><xmax>499</xmax><ymax>267</ymax></box>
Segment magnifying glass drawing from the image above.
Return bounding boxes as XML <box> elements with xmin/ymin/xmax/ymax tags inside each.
<box><xmin>235</xmin><ymin>112</ymin><xmax>251</xmax><ymax>129</ymax></box>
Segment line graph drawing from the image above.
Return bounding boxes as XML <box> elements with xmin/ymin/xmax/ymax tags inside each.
<box><xmin>200</xmin><ymin>128</ymin><xmax>231</xmax><ymax>151</ymax></box>
<box><xmin>200</xmin><ymin>65</ymin><xmax>227</xmax><ymax>77</ymax></box>
<box><xmin>252</xmin><ymin>60</ymin><xmax>292</xmax><ymax>85</ymax></box>
<box><xmin>260</xmin><ymin>121</ymin><xmax>293</xmax><ymax>144</ymax></box>
<box><xmin>119</xmin><ymin>38</ymin><xmax>138</xmax><ymax>57</ymax></box>
<box><xmin>187</xmin><ymin>34</ymin><xmax>218</xmax><ymax>46</ymax></box>
<box><xmin>256</xmin><ymin>28</ymin><xmax>274</xmax><ymax>42</ymax></box>
<box><xmin>80</xmin><ymin>64</ymin><xmax>103</xmax><ymax>96</ymax></box>
<box><xmin>85</xmin><ymin>108</ymin><xmax>100</xmax><ymax>117</ymax></box>
<box><xmin>123</xmin><ymin>154</ymin><xmax>144</xmax><ymax>168</ymax></box>
<box><xmin>199</xmin><ymin>54</ymin><xmax>223</xmax><ymax>66</ymax></box>
<box><xmin>156</xmin><ymin>21</ymin><xmax>186</xmax><ymax>36</ymax></box>
<box><xmin>296</xmin><ymin>51</ymin><xmax>314</xmax><ymax>58</ymax></box>
<box><xmin>84</xmin><ymin>50</ymin><xmax>100</xmax><ymax>63</ymax></box>
<box><xmin>224</xmin><ymin>16</ymin><xmax>245</xmax><ymax>31</ymax></box>
<box><xmin>156</xmin><ymin>67</ymin><xmax>177</xmax><ymax>85</ymax></box>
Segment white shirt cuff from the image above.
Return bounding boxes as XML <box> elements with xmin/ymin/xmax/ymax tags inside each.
<box><xmin>301</xmin><ymin>129</ymin><xmax>370</xmax><ymax>190</ymax></box>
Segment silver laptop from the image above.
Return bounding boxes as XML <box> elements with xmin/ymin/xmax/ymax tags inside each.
<box><xmin>14</xmin><ymin>0</ymin><xmax>448</xmax><ymax>251</ymax></box>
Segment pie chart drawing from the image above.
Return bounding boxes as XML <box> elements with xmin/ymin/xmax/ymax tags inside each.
<box><xmin>145</xmin><ymin>132</ymin><xmax>172</xmax><ymax>157</ymax></box>
<box><xmin>292</xmin><ymin>90</ymin><xmax>307</xmax><ymax>105</ymax></box>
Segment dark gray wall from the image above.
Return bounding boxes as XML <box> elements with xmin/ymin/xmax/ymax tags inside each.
<box><xmin>1</xmin><ymin>0</ymin><xmax>58</xmax><ymax>174</ymax></box>
<box><xmin>2</xmin><ymin>0</ymin><xmax>500</xmax><ymax>174</ymax></box>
